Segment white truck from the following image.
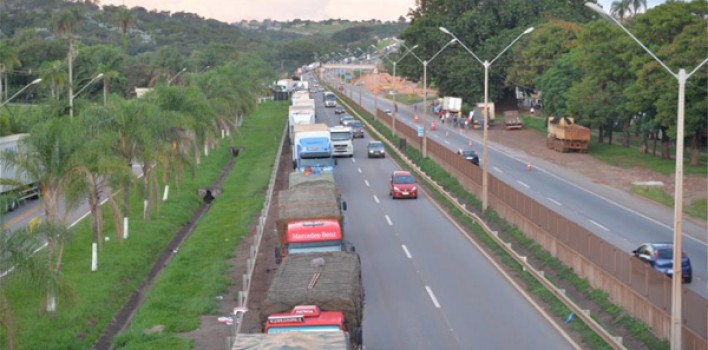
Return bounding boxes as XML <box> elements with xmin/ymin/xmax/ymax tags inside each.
<box><xmin>329</xmin><ymin>125</ymin><xmax>353</xmax><ymax>157</ymax></box>
<box><xmin>0</xmin><ymin>134</ymin><xmax>40</xmax><ymax>212</ymax></box>
<box><xmin>288</xmin><ymin>106</ymin><xmax>316</xmax><ymax>145</ymax></box>
<box><xmin>442</xmin><ymin>96</ymin><xmax>462</xmax><ymax>117</ymax></box>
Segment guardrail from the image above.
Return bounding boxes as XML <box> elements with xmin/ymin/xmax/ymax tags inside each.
<box><xmin>328</xmin><ymin>81</ymin><xmax>627</xmax><ymax>350</ymax></box>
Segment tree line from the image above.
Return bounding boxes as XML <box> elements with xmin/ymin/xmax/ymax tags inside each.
<box><xmin>395</xmin><ymin>0</ymin><xmax>706</xmax><ymax>164</ymax></box>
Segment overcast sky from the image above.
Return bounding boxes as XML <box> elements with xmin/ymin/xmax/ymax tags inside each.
<box><xmin>100</xmin><ymin>0</ymin><xmax>668</xmax><ymax>23</ymax></box>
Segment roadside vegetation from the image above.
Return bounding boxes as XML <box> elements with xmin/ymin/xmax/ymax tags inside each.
<box><xmin>113</xmin><ymin>102</ymin><xmax>285</xmax><ymax>349</ymax></box>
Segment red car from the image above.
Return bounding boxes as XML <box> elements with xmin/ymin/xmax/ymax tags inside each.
<box><xmin>389</xmin><ymin>171</ymin><xmax>418</xmax><ymax>199</ymax></box>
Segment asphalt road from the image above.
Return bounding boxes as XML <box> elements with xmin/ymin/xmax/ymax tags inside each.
<box><xmin>324</xmin><ymin>72</ymin><xmax>708</xmax><ymax>297</ymax></box>
<box><xmin>309</xmin><ymin>81</ymin><xmax>577</xmax><ymax>349</ymax></box>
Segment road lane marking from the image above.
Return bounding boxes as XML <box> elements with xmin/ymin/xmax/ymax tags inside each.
<box><xmin>493</xmin><ymin>167</ymin><xmax>503</xmax><ymax>174</ymax></box>
<box><xmin>547</xmin><ymin>197</ymin><xmax>562</xmax><ymax>206</ymax></box>
<box><xmin>364</xmin><ymin>180</ymin><xmax>370</xmax><ymax>187</ymax></box>
<box><xmin>373</xmin><ymin>195</ymin><xmax>380</xmax><ymax>204</ymax></box>
<box><xmin>444</xmin><ymin>140</ymin><xmax>451</xmax><ymax>145</ymax></box>
<box><xmin>516</xmin><ymin>180</ymin><xmax>530</xmax><ymax>189</ymax></box>
<box><xmin>590</xmin><ymin>219</ymin><xmax>610</xmax><ymax>232</ymax></box>
<box><xmin>425</xmin><ymin>286</ymin><xmax>441</xmax><ymax>308</ymax></box>
<box><xmin>401</xmin><ymin>245</ymin><xmax>412</xmax><ymax>259</ymax></box>
<box><xmin>351</xmin><ymin>158</ymin><xmax>356</xmax><ymax>163</ymax></box>
<box><xmin>2</xmin><ymin>201</ymin><xmax>43</xmax><ymax>230</ymax></box>
<box><xmin>385</xmin><ymin>215</ymin><xmax>392</xmax><ymax>226</ymax></box>
<box><xmin>357</xmin><ymin>167</ymin><xmax>362</xmax><ymax>173</ymax></box>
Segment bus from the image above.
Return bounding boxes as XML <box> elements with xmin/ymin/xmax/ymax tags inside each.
<box><xmin>323</xmin><ymin>92</ymin><xmax>337</xmax><ymax>108</ymax></box>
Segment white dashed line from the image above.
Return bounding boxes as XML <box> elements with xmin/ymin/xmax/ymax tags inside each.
<box><xmin>357</xmin><ymin>167</ymin><xmax>362</xmax><ymax>173</ymax></box>
<box><xmin>373</xmin><ymin>195</ymin><xmax>380</xmax><ymax>204</ymax></box>
<box><xmin>590</xmin><ymin>219</ymin><xmax>610</xmax><ymax>232</ymax></box>
<box><xmin>364</xmin><ymin>180</ymin><xmax>370</xmax><ymax>187</ymax></box>
<box><xmin>385</xmin><ymin>215</ymin><xmax>392</xmax><ymax>226</ymax></box>
<box><xmin>425</xmin><ymin>286</ymin><xmax>441</xmax><ymax>308</ymax></box>
<box><xmin>444</xmin><ymin>140</ymin><xmax>451</xmax><ymax>145</ymax></box>
<box><xmin>493</xmin><ymin>167</ymin><xmax>503</xmax><ymax>174</ymax></box>
<box><xmin>547</xmin><ymin>197</ymin><xmax>562</xmax><ymax>206</ymax></box>
<box><xmin>352</xmin><ymin>158</ymin><xmax>356</xmax><ymax>163</ymax></box>
<box><xmin>401</xmin><ymin>245</ymin><xmax>412</xmax><ymax>259</ymax></box>
<box><xmin>516</xmin><ymin>180</ymin><xmax>530</xmax><ymax>189</ymax></box>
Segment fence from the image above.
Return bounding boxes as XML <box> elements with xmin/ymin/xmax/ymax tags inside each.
<box><xmin>346</xmin><ymin>94</ymin><xmax>706</xmax><ymax>349</ymax></box>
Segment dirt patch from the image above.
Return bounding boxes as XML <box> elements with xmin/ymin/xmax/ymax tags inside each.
<box><xmin>355</xmin><ymin>72</ymin><xmax>435</xmax><ymax>98</ymax></box>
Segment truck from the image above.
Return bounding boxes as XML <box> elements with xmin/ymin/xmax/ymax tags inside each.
<box><xmin>260</xmin><ymin>252</ymin><xmax>363</xmax><ymax>348</ymax></box>
<box><xmin>547</xmin><ymin>116</ymin><xmax>591</xmax><ymax>153</ymax></box>
<box><xmin>503</xmin><ymin>110</ymin><xmax>523</xmax><ymax>130</ymax></box>
<box><xmin>275</xmin><ymin>172</ymin><xmax>351</xmax><ymax>263</ymax></box>
<box><xmin>288</xmin><ymin>105</ymin><xmax>316</xmax><ymax>143</ymax></box>
<box><xmin>0</xmin><ymin>134</ymin><xmax>40</xmax><ymax>212</ymax></box>
<box><xmin>329</xmin><ymin>125</ymin><xmax>354</xmax><ymax>158</ymax></box>
<box><xmin>441</xmin><ymin>96</ymin><xmax>462</xmax><ymax>118</ymax></box>
<box><xmin>292</xmin><ymin>123</ymin><xmax>335</xmax><ymax>173</ymax></box>
<box><xmin>231</xmin><ymin>331</ymin><xmax>351</xmax><ymax>350</ymax></box>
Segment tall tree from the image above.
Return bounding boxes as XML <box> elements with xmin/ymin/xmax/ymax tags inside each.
<box><xmin>52</xmin><ymin>6</ymin><xmax>84</xmax><ymax>120</ymax></box>
<box><xmin>114</xmin><ymin>6</ymin><xmax>137</xmax><ymax>54</ymax></box>
<box><xmin>610</xmin><ymin>0</ymin><xmax>632</xmax><ymax>22</ymax></box>
<box><xmin>39</xmin><ymin>60</ymin><xmax>67</xmax><ymax>100</ymax></box>
<box><xmin>0</xmin><ymin>41</ymin><xmax>21</xmax><ymax>102</ymax></box>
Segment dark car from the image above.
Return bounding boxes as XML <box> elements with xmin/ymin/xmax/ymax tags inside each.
<box><xmin>367</xmin><ymin>140</ymin><xmax>385</xmax><ymax>158</ymax></box>
<box><xmin>339</xmin><ymin>115</ymin><xmax>355</xmax><ymax>126</ymax></box>
<box><xmin>350</xmin><ymin>120</ymin><xmax>365</xmax><ymax>138</ymax></box>
<box><xmin>389</xmin><ymin>170</ymin><xmax>418</xmax><ymax>199</ymax></box>
<box><xmin>633</xmin><ymin>243</ymin><xmax>692</xmax><ymax>283</ymax></box>
<box><xmin>334</xmin><ymin>105</ymin><xmax>346</xmax><ymax>115</ymax></box>
<box><xmin>461</xmin><ymin>150</ymin><xmax>479</xmax><ymax>166</ymax></box>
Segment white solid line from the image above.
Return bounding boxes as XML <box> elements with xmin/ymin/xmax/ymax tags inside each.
<box><xmin>516</xmin><ymin>180</ymin><xmax>530</xmax><ymax>189</ymax></box>
<box><xmin>444</xmin><ymin>140</ymin><xmax>451</xmax><ymax>145</ymax></box>
<box><xmin>425</xmin><ymin>286</ymin><xmax>441</xmax><ymax>308</ymax></box>
<box><xmin>590</xmin><ymin>219</ymin><xmax>610</xmax><ymax>232</ymax></box>
<box><xmin>352</xmin><ymin>158</ymin><xmax>356</xmax><ymax>163</ymax></box>
<box><xmin>385</xmin><ymin>215</ymin><xmax>392</xmax><ymax>226</ymax></box>
<box><xmin>547</xmin><ymin>197</ymin><xmax>563</xmax><ymax>206</ymax></box>
<box><xmin>357</xmin><ymin>167</ymin><xmax>362</xmax><ymax>173</ymax></box>
<box><xmin>373</xmin><ymin>195</ymin><xmax>380</xmax><ymax>204</ymax></box>
<box><xmin>493</xmin><ymin>167</ymin><xmax>504</xmax><ymax>174</ymax></box>
<box><xmin>401</xmin><ymin>245</ymin><xmax>412</xmax><ymax>259</ymax></box>
<box><xmin>364</xmin><ymin>180</ymin><xmax>370</xmax><ymax>187</ymax></box>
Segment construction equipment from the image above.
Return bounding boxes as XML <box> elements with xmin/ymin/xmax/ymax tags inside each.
<box><xmin>547</xmin><ymin>116</ymin><xmax>591</xmax><ymax>153</ymax></box>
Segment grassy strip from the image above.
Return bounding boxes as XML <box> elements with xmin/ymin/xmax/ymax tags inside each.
<box><xmin>112</xmin><ymin>102</ymin><xmax>286</xmax><ymax>349</ymax></box>
<box><xmin>335</xmin><ymin>89</ymin><xmax>667</xmax><ymax>349</ymax></box>
<box><xmin>394</xmin><ymin>93</ymin><xmax>424</xmax><ymax>106</ymax></box>
<box><xmin>3</xmin><ymin>134</ymin><xmax>232</xmax><ymax>348</ymax></box>
<box><xmin>632</xmin><ymin>185</ymin><xmax>708</xmax><ymax>221</ymax></box>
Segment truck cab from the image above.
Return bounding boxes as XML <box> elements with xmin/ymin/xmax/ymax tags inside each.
<box><xmin>265</xmin><ymin>305</ymin><xmax>345</xmax><ymax>334</ymax></box>
<box><xmin>276</xmin><ymin>219</ymin><xmax>353</xmax><ymax>263</ymax></box>
<box><xmin>329</xmin><ymin>125</ymin><xmax>354</xmax><ymax>157</ymax></box>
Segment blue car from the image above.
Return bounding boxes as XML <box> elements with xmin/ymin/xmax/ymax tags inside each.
<box><xmin>633</xmin><ymin>243</ymin><xmax>692</xmax><ymax>283</ymax></box>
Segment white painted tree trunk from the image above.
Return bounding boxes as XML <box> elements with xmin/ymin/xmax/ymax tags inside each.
<box><xmin>123</xmin><ymin>217</ymin><xmax>129</xmax><ymax>239</ymax></box>
<box><xmin>204</xmin><ymin>141</ymin><xmax>209</xmax><ymax>157</ymax></box>
<box><xmin>221</xmin><ymin>129</ymin><xmax>225</xmax><ymax>139</ymax></box>
<box><xmin>91</xmin><ymin>242</ymin><xmax>98</xmax><ymax>271</ymax></box>
<box><xmin>143</xmin><ymin>199</ymin><xmax>148</xmax><ymax>219</ymax></box>
<box><xmin>46</xmin><ymin>294</ymin><xmax>56</xmax><ymax>312</ymax></box>
<box><xmin>226</xmin><ymin>128</ymin><xmax>231</xmax><ymax>137</ymax></box>
<box><xmin>162</xmin><ymin>184</ymin><xmax>170</xmax><ymax>201</ymax></box>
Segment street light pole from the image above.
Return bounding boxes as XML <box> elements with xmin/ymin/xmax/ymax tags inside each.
<box><xmin>584</xmin><ymin>4</ymin><xmax>708</xmax><ymax>349</ymax></box>
<box><xmin>70</xmin><ymin>73</ymin><xmax>104</xmax><ymax>119</ymax></box>
<box><xmin>388</xmin><ymin>43</ymin><xmax>418</xmax><ymax>137</ymax></box>
<box><xmin>404</xmin><ymin>39</ymin><xmax>457</xmax><ymax>158</ymax></box>
<box><xmin>167</xmin><ymin>67</ymin><xmax>187</xmax><ymax>86</ymax></box>
<box><xmin>440</xmin><ymin>26</ymin><xmax>534</xmax><ymax>210</ymax></box>
<box><xmin>0</xmin><ymin>78</ymin><xmax>41</xmax><ymax>109</ymax></box>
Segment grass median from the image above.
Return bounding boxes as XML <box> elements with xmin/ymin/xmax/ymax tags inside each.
<box><xmin>113</xmin><ymin>102</ymin><xmax>286</xmax><ymax>349</ymax></box>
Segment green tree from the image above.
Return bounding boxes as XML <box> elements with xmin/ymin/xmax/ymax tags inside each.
<box><xmin>52</xmin><ymin>6</ymin><xmax>84</xmax><ymax>119</ymax></box>
<box><xmin>114</xmin><ymin>6</ymin><xmax>137</xmax><ymax>54</ymax></box>
<box><xmin>39</xmin><ymin>61</ymin><xmax>67</xmax><ymax>100</ymax></box>
<box><xmin>0</xmin><ymin>41</ymin><xmax>21</xmax><ymax>102</ymax></box>
<box><xmin>535</xmin><ymin>53</ymin><xmax>582</xmax><ymax>117</ymax></box>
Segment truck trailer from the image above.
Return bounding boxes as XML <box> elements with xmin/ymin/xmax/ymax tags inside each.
<box><xmin>231</xmin><ymin>331</ymin><xmax>351</xmax><ymax>350</ymax></box>
<box><xmin>0</xmin><ymin>134</ymin><xmax>40</xmax><ymax>212</ymax></box>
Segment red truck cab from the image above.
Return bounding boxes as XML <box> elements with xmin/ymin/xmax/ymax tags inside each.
<box><xmin>276</xmin><ymin>219</ymin><xmax>353</xmax><ymax>263</ymax></box>
<box><xmin>265</xmin><ymin>305</ymin><xmax>345</xmax><ymax>334</ymax></box>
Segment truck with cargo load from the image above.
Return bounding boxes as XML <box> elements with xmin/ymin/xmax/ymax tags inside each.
<box><xmin>275</xmin><ymin>172</ymin><xmax>351</xmax><ymax>263</ymax></box>
<box><xmin>503</xmin><ymin>110</ymin><xmax>523</xmax><ymax>130</ymax></box>
<box><xmin>288</xmin><ymin>105</ymin><xmax>316</xmax><ymax>143</ymax></box>
<box><xmin>231</xmin><ymin>331</ymin><xmax>351</xmax><ymax>350</ymax></box>
<box><xmin>547</xmin><ymin>116</ymin><xmax>591</xmax><ymax>153</ymax></box>
<box><xmin>292</xmin><ymin>123</ymin><xmax>334</xmax><ymax>173</ymax></box>
<box><xmin>260</xmin><ymin>252</ymin><xmax>363</xmax><ymax>348</ymax></box>
<box><xmin>0</xmin><ymin>134</ymin><xmax>40</xmax><ymax>212</ymax></box>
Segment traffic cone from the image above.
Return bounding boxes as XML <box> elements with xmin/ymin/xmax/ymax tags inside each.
<box><xmin>468</xmin><ymin>140</ymin><xmax>473</xmax><ymax>147</ymax></box>
<box><xmin>431</xmin><ymin>122</ymin><xmax>436</xmax><ymax>131</ymax></box>
<box><xmin>414</xmin><ymin>114</ymin><xmax>419</xmax><ymax>123</ymax></box>
<box><xmin>445</xmin><ymin>131</ymin><xmax>449</xmax><ymax>138</ymax></box>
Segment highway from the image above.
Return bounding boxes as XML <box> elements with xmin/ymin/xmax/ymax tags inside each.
<box><xmin>324</xmin><ymin>72</ymin><xmax>708</xmax><ymax>297</ymax></box>
<box><xmin>310</xmin><ymin>81</ymin><xmax>578</xmax><ymax>349</ymax></box>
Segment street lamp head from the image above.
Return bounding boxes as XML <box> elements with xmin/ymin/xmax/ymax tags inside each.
<box><xmin>523</xmin><ymin>27</ymin><xmax>535</xmax><ymax>34</ymax></box>
<box><xmin>411</xmin><ymin>44</ymin><xmax>419</xmax><ymax>50</ymax></box>
<box><xmin>439</xmin><ymin>26</ymin><xmax>451</xmax><ymax>35</ymax></box>
<box><xmin>30</xmin><ymin>78</ymin><xmax>42</xmax><ymax>85</ymax></box>
<box><xmin>95</xmin><ymin>73</ymin><xmax>104</xmax><ymax>79</ymax></box>
<box><xmin>584</xmin><ymin>2</ymin><xmax>606</xmax><ymax>15</ymax></box>
<box><xmin>448</xmin><ymin>38</ymin><xmax>457</xmax><ymax>45</ymax></box>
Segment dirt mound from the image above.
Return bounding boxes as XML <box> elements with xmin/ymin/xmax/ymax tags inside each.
<box><xmin>355</xmin><ymin>72</ymin><xmax>436</xmax><ymax>97</ymax></box>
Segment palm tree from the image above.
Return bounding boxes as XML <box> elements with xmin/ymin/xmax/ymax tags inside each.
<box><xmin>610</xmin><ymin>0</ymin><xmax>632</xmax><ymax>22</ymax></box>
<box><xmin>114</xmin><ymin>6</ymin><xmax>137</xmax><ymax>54</ymax></box>
<box><xmin>0</xmin><ymin>120</ymin><xmax>82</xmax><ymax>312</ymax></box>
<box><xmin>69</xmin><ymin>106</ymin><xmax>134</xmax><ymax>271</ymax></box>
<box><xmin>39</xmin><ymin>60</ymin><xmax>67</xmax><ymax>100</ymax></box>
<box><xmin>0</xmin><ymin>41</ymin><xmax>21</xmax><ymax>102</ymax></box>
<box><xmin>52</xmin><ymin>7</ymin><xmax>83</xmax><ymax>119</ymax></box>
<box><xmin>628</xmin><ymin>0</ymin><xmax>647</xmax><ymax>15</ymax></box>
<box><xmin>97</xmin><ymin>63</ymin><xmax>122</xmax><ymax>106</ymax></box>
